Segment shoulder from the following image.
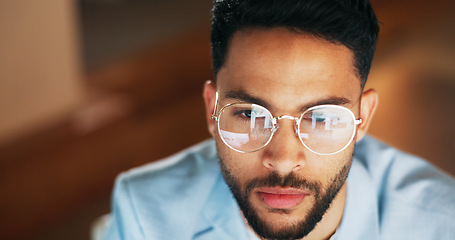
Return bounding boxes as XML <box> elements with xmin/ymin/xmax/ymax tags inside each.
<box><xmin>109</xmin><ymin>139</ymin><xmax>222</xmax><ymax>239</ymax></box>
<box><xmin>115</xmin><ymin>138</ymin><xmax>220</xmax><ymax>205</ymax></box>
<box><xmin>118</xmin><ymin>138</ymin><xmax>219</xmax><ymax>187</ymax></box>
<box><xmin>353</xmin><ymin>136</ymin><xmax>455</xmax><ymax>238</ymax></box>
<box><xmin>354</xmin><ymin>135</ymin><xmax>455</xmax><ymax>211</ymax></box>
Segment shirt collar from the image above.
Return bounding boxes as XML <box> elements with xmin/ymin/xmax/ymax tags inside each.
<box><xmin>333</xmin><ymin>156</ymin><xmax>380</xmax><ymax>239</ymax></box>
<box><xmin>195</xmin><ymin>173</ymin><xmax>250</xmax><ymax>239</ymax></box>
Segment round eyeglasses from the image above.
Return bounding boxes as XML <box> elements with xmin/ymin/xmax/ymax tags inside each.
<box><xmin>212</xmin><ymin>103</ymin><xmax>362</xmax><ymax>155</ymax></box>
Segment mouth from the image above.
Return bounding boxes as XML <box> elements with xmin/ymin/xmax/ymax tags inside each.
<box><xmin>256</xmin><ymin>187</ymin><xmax>309</xmax><ymax>209</ymax></box>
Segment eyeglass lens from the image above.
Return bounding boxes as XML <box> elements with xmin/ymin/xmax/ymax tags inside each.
<box><xmin>217</xmin><ymin>103</ymin><xmax>356</xmax><ymax>154</ymax></box>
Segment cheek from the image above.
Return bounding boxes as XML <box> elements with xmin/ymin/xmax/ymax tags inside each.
<box><xmin>329</xmin><ymin>151</ymin><xmax>353</xmax><ymax>185</ymax></box>
<box><xmin>304</xmin><ymin>147</ymin><xmax>353</xmax><ymax>186</ymax></box>
<box><xmin>216</xmin><ymin>140</ymin><xmax>264</xmax><ymax>184</ymax></box>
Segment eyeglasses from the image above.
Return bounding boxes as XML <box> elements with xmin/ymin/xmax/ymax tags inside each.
<box><xmin>211</xmin><ymin>95</ymin><xmax>362</xmax><ymax>155</ymax></box>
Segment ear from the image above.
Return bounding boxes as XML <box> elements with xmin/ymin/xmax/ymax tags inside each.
<box><xmin>203</xmin><ymin>80</ymin><xmax>217</xmax><ymax>137</ymax></box>
<box><xmin>356</xmin><ymin>88</ymin><xmax>378</xmax><ymax>142</ymax></box>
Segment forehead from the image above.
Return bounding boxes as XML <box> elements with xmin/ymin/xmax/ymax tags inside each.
<box><xmin>216</xmin><ymin>28</ymin><xmax>361</xmax><ymax>112</ymax></box>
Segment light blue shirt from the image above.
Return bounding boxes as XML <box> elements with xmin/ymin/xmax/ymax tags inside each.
<box><xmin>100</xmin><ymin>136</ymin><xmax>455</xmax><ymax>239</ymax></box>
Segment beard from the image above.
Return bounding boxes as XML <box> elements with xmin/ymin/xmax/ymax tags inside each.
<box><xmin>219</xmin><ymin>156</ymin><xmax>352</xmax><ymax>240</ymax></box>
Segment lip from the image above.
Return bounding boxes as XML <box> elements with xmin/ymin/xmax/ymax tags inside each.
<box><xmin>256</xmin><ymin>187</ymin><xmax>309</xmax><ymax>209</ymax></box>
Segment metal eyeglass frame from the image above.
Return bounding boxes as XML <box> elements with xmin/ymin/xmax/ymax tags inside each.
<box><xmin>211</xmin><ymin>92</ymin><xmax>362</xmax><ymax>155</ymax></box>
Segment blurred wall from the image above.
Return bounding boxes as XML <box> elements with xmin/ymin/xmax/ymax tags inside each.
<box><xmin>0</xmin><ymin>1</ymin><xmax>83</xmax><ymax>145</ymax></box>
<box><xmin>367</xmin><ymin>0</ymin><xmax>455</xmax><ymax>175</ymax></box>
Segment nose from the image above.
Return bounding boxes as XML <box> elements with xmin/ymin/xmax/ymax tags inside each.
<box><xmin>261</xmin><ymin>117</ymin><xmax>306</xmax><ymax>173</ymax></box>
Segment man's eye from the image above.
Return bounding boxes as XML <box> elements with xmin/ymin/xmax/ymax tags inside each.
<box><xmin>241</xmin><ymin>110</ymin><xmax>252</xmax><ymax>118</ymax></box>
<box><xmin>303</xmin><ymin>113</ymin><xmax>327</xmax><ymax>122</ymax></box>
<box><xmin>314</xmin><ymin>117</ymin><xmax>326</xmax><ymax>123</ymax></box>
<box><xmin>233</xmin><ymin>110</ymin><xmax>252</xmax><ymax>119</ymax></box>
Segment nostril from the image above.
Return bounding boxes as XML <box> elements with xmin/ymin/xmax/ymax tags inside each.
<box><xmin>263</xmin><ymin>161</ymin><xmax>274</xmax><ymax>169</ymax></box>
<box><xmin>293</xmin><ymin>164</ymin><xmax>303</xmax><ymax>171</ymax></box>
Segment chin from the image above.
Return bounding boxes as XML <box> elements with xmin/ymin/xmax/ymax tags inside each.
<box><xmin>244</xmin><ymin>196</ymin><xmax>316</xmax><ymax>239</ymax></box>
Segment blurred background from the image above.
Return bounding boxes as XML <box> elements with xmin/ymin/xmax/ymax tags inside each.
<box><xmin>0</xmin><ymin>0</ymin><xmax>454</xmax><ymax>239</ymax></box>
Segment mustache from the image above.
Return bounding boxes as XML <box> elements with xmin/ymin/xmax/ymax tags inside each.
<box><xmin>244</xmin><ymin>171</ymin><xmax>321</xmax><ymax>198</ymax></box>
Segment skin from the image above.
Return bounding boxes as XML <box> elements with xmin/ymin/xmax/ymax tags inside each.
<box><xmin>203</xmin><ymin>27</ymin><xmax>378</xmax><ymax>239</ymax></box>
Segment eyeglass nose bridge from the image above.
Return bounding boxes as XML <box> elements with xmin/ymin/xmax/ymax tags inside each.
<box><xmin>274</xmin><ymin>115</ymin><xmax>300</xmax><ymax>136</ymax></box>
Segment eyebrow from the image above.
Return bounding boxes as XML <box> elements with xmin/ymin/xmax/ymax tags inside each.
<box><xmin>223</xmin><ymin>90</ymin><xmax>352</xmax><ymax>112</ymax></box>
<box><xmin>224</xmin><ymin>90</ymin><xmax>270</xmax><ymax>109</ymax></box>
<box><xmin>300</xmin><ymin>97</ymin><xmax>351</xmax><ymax>111</ymax></box>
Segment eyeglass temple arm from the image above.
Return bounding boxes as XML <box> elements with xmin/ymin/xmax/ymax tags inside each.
<box><xmin>211</xmin><ymin>91</ymin><xmax>219</xmax><ymax>121</ymax></box>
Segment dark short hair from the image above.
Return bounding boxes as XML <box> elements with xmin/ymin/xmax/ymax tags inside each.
<box><xmin>211</xmin><ymin>0</ymin><xmax>379</xmax><ymax>89</ymax></box>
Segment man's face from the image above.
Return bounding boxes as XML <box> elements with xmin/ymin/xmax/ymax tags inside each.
<box><xmin>205</xmin><ymin>28</ymin><xmax>369</xmax><ymax>239</ymax></box>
